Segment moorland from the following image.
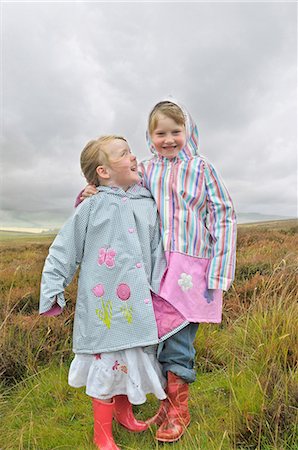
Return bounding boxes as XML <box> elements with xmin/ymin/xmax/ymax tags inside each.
<box><xmin>0</xmin><ymin>220</ymin><xmax>297</xmax><ymax>449</ymax></box>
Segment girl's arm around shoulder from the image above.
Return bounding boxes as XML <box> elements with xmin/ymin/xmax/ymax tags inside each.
<box><xmin>39</xmin><ymin>197</ymin><xmax>93</xmax><ymax>315</ymax></box>
<box><xmin>74</xmin><ymin>184</ymin><xmax>97</xmax><ymax>207</ymax></box>
<box><xmin>149</xmin><ymin>203</ymin><xmax>167</xmax><ymax>294</ymax></box>
<box><xmin>202</xmin><ymin>157</ymin><xmax>237</xmax><ymax>291</ymax></box>
<box><xmin>137</xmin><ymin>160</ymin><xmax>145</xmax><ymax>178</ymax></box>
<box><xmin>138</xmin><ymin>157</ymin><xmax>155</xmax><ymax>190</ymax></box>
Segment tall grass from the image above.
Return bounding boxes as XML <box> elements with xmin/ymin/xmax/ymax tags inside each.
<box><xmin>0</xmin><ymin>221</ymin><xmax>297</xmax><ymax>449</ymax></box>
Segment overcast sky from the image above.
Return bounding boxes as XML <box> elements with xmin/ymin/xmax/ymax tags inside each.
<box><xmin>1</xmin><ymin>1</ymin><xmax>297</xmax><ymax>228</ymax></box>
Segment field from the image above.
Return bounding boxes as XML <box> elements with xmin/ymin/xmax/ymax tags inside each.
<box><xmin>0</xmin><ymin>220</ymin><xmax>297</xmax><ymax>449</ymax></box>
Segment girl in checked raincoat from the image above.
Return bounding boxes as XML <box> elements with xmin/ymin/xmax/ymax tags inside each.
<box><xmin>40</xmin><ymin>135</ymin><xmax>188</xmax><ymax>450</ymax></box>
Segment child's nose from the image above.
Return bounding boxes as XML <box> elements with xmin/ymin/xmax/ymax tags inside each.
<box><xmin>165</xmin><ymin>133</ymin><xmax>174</xmax><ymax>143</ymax></box>
<box><xmin>130</xmin><ymin>154</ymin><xmax>136</xmax><ymax>160</ymax></box>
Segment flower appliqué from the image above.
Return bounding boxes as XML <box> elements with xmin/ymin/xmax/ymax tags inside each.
<box><xmin>92</xmin><ymin>284</ymin><xmax>105</xmax><ymax>297</ymax></box>
<box><xmin>116</xmin><ymin>283</ymin><xmax>131</xmax><ymax>301</ymax></box>
<box><xmin>178</xmin><ymin>273</ymin><xmax>193</xmax><ymax>291</ymax></box>
<box><xmin>116</xmin><ymin>284</ymin><xmax>133</xmax><ymax>324</ymax></box>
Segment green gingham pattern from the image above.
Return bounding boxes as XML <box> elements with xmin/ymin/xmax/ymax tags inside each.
<box><xmin>40</xmin><ymin>185</ymin><xmax>170</xmax><ymax>353</ymax></box>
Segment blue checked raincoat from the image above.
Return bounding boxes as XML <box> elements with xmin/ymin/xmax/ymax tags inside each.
<box><xmin>39</xmin><ymin>184</ymin><xmax>187</xmax><ymax>354</ymax></box>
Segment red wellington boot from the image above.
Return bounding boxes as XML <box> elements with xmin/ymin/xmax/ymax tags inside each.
<box><xmin>113</xmin><ymin>395</ymin><xmax>148</xmax><ymax>432</ymax></box>
<box><xmin>156</xmin><ymin>372</ymin><xmax>191</xmax><ymax>442</ymax></box>
<box><xmin>146</xmin><ymin>397</ymin><xmax>170</xmax><ymax>426</ymax></box>
<box><xmin>92</xmin><ymin>398</ymin><xmax>120</xmax><ymax>450</ymax></box>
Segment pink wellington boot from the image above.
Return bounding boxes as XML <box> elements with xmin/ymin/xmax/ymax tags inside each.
<box><xmin>113</xmin><ymin>395</ymin><xmax>148</xmax><ymax>432</ymax></box>
<box><xmin>92</xmin><ymin>398</ymin><xmax>120</xmax><ymax>450</ymax></box>
<box><xmin>156</xmin><ymin>372</ymin><xmax>191</xmax><ymax>442</ymax></box>
<box><xmin>146</xmin><ymin>396</ymin><xmax>170</xmax><ymax>426</ymax></box>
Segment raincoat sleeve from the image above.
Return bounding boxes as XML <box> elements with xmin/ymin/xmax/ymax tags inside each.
<box><xmin>39</xmin><ymin>198</ymin><xmax>92</xmax><ymax>315</ymax></box>
<box><xmin>149</xmin><ymin>204</ymin><xmax>167</xmax><ymax>294</ymax></box>
<box><xmin>203</xmin><ymin>159</ymin><xmax>237</xmax><ymax>290</ymax></box>
<box><xmin>74</xmin><ymin>189</ymin><xmax>84</xmax><ymax>207</ymax></box>
<box><xmin>137</xmin><ymin>162</ymin><xmax>148</xmax><ymax>188</ymax></box>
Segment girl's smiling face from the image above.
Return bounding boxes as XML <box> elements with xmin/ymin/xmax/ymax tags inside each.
<box><xmin>151</xmin><ymin>114</ymin><xmax>186</xmax><ymax>159</ymax></box>
<box><xmin>104</xmin><ymin>139</ymin><xmax>139</xmax><ymax>190</ymax></box>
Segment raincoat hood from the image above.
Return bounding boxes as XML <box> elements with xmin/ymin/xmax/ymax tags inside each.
<box><xmin>146</xmin><ymin>97</ymin><xmax>200</xmax><ymax>160</ymax></box>
<box><xmin>97</xmin><ymin>183</ymin><xmax>152</xmax><ymax>199</ymax></box>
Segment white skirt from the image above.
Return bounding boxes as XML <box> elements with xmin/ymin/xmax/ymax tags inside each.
<box><xmin>68</xmin><ymin>346</ymin><xmax>167</xmax><ymax>405</ymax></box>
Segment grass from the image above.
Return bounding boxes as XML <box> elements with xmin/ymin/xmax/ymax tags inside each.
<box><xmin>0</xmin><ymin>220</ymin><xmax>297</xmax><ymax>449</ymax></box>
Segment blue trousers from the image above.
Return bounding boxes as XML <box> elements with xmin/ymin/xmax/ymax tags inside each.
<box><xmin>157</xmin><ymin>323</ymin><xmax>199</xmax><ymax>384</ymax></box>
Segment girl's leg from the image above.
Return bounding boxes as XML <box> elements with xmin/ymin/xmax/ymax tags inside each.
<box><xmin>150</xmin><ymin>323</ymin><xmax>199</xmax><ymax>441</ymax></box>
<box><xmin>157</xmin><ymin>323</ymin><xmax>199</xmax><ymax>383</ymax></box>
<box><xmin>113</xmin><ymin>395</ymin><xmax>148</xmax><ymax>432</ymax></box>
<box><xmin>92</xmin><ymin>397</ymin><xmax>120</xmax><ymax>450</ymax></box>
<box><xmin>156</xmin><ymin>371</ymin><xmax>190</xmax><ymax>442</ymax></box>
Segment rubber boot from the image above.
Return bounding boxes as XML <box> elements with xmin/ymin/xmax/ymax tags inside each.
<box><xmin>156</xmin><ymin>372</ymin><xmax>190</xmax><ymax>442</ymax></box>
<box><xmin>146</xmin><ymin>397</ymin><xmax>170</xmax><ymax>426</ymax></box>
<box><xmin>92</xmin><ymin>398</ymin><xmax>121</xmax><ymax>450</ymax></box>
<box><xmin>113</xmin><ymin>395</ymin><xmax>148</xmax><ymax>432</ymax></box>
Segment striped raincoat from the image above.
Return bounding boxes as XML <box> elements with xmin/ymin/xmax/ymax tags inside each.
<box><xmin>139</xmin><ymin>100</ymin><xmax>237</xmax><ymax>323</ymax></box>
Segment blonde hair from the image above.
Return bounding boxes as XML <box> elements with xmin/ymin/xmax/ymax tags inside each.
<box><xmin>148</xmin><ymin>101</ymin><xmax>185</xmax><ymax>135</ymax></box>
<box><xmin>80</xmin><ymin>135</ymin><xmax>127</xmax><ymax>186</ymax></box>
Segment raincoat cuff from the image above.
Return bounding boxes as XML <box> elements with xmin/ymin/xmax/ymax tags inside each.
<box><xmin>207</xmin><ymin>277</ymin><xmax>231</xmax><ymax>291</ymax></box>
<box><xmin>40</xmin><ymin>293</ymin><xmax>66</xmax><ymax>316</ymax></box>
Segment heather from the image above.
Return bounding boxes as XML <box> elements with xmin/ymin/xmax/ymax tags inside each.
<box><xmin>0</xmin><ymin>221</ymin><xmax>297</xmax><ymax>449</ymax></box>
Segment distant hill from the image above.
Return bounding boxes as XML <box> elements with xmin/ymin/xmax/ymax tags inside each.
<box><xmin>237</xmin><ymin>212</ymin><xmax>295</xmax><ymax>224</ymax></box>
<box><xmin>0</xmin><ymin>227</ymin><xmax>58</xmax><ymax>235</ymax></box>
<box><xmin>0</xmin><ymin>212</ymin><xmax>296</xmax><ymax>233</ymax></box>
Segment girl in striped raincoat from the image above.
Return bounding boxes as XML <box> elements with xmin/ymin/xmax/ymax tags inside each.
<box><xmin>140</xmin><ymin>99</ymin><xmax>237</xmax><ymax>443</ymax></box>
<box><xmin>79</xmin><ymin>100</ymin><xmax>237</xmax><ymax>443</ymax></box>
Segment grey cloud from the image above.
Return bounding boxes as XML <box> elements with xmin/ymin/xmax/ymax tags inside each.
<box><xmin>1</xmin><ymin>2</ymin><xmax>297</xmax><ymax>228</ymax></box>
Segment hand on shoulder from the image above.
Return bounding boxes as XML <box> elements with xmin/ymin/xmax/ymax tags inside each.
<box><xmin>80</xmin><ymin>184</ymin><xmax>97</xmax><ymax>201</ymax></box>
